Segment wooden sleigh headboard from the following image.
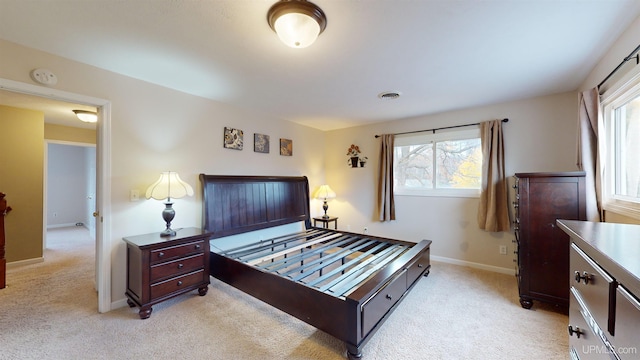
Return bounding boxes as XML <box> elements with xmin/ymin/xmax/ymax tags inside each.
<box><xmin>199</xmin><ymin>175</ymin><xmax>311</xmax><ymax>239</ymax></box>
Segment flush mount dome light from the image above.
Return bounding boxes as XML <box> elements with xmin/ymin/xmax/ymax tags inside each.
<box><xmin>267</xmin><ymin>0</ymin><xmax>327</xmax><ymax>48</ymax></box>
<box><xmin>73</xmin><ymin>109</ymin><xmax>98</xmax><ymax>123</ymax></box>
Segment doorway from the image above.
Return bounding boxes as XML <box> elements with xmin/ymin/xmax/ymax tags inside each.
<box><xmin>0</xmin><ymin>78</ymin><xmax>111</xmax><ymax>313</ymax></box>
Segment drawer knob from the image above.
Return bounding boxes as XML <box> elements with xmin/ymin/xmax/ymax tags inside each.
<box><xmin>568</xmin><ymin>325</ymin><xmax>584</xmax><ymax>338</ymax></box>
<box><xmin>158</xmin><ymin>252</ymin><xmax>165</xmax><ymax>258</ymax></box>
<box><xmin>177</xmin><ymin>281</ymin><xmax>183</xmax><ymax>286</ymax></box>
<box><xmin>417</xmin><ymin>263</ymin><xmax>423</xmax><ymax>268</ymax></box>
<box><xmin>385</xmin><ymin>294</ymin><xmax>393</xmax><ymax>301</ymax></box>
<box><xmin>178</xmin><ymin>263</ymin><xmax>184</xmax><ymax>269</ymax></box>
<box><xmin>574</xmin><ymin>271</ymin><xmax>592</xmax><ymax>284</ymax></box>
<box><xmin>195</xmin><ymin>244</ymin><xmax>201</xmax><ymax>250</ymax></box>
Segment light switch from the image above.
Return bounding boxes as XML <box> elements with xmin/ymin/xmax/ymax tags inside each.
<box><xmin>130</xmin><ymin>189</ymin><xmax>140</xmax><ymax>202</ymax></box>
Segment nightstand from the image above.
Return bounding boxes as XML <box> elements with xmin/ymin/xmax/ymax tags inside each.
<box><xmin>123</xmin><ymin>227</ymin><xmax>212</xmax><ymax>319</ymax></box>
<box><xmin>313</xmin><ymin>216</ymin><xmax>338</xmax><ymax>229</ymax></box>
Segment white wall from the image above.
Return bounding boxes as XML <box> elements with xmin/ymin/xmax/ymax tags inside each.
<box><xmin>325</xmin><ymin>91</ymin><xmax>580</xmax><ymax>272</ymax></box>
<box><xmin>47</xmin><ymin>143</ymin><xmax>89</xmax><ymax>228</ymax></box>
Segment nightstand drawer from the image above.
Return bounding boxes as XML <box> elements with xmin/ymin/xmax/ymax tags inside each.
<box><xmin>150</xmin><ymin>253</ymin><xmax>204</xmax><ymax>282</ymax></box>
<box><xmin>150</xmin><ymin>269</ymin><xmax>206</xmax><ymax>300</ymax></box>
<box><xmin>150</xmin><ymin>240</ymin><xmax>204</xmax><ymax>264</ymax></box>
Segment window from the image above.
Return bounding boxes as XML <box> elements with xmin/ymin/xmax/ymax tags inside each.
<box><xmin>394</xmin><ymin>128</ymin><xmax>481</xmax><ymax>197</ymax></box>
<box><xmin>602</xmin><ymin>72</ymin><xmax>640</xmax><ymax>218</ymax></box>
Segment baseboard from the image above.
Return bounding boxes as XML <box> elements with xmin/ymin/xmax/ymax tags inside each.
<box><xmin>7</xmin><ymin>257</ymin><xmax>44</xmax><ymax>268</ymax></box>
<box><xmin>431</xmin><ymin>255</ymin><xmax>515</xmax><ymax>275</ymax></box>
<box><xmin>47</xmin><ymin>223</ymin><xmax>81</xmax><ymax>229</ymax></box>
<box><xmin>111</xmin><ymin>298</ymin><xmax>129</xmax><ymax>311</ymax></box>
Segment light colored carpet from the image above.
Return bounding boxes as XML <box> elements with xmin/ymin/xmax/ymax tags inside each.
<box><xmin>0</xmin><ymin>227</ymin><xmax>568</xmax><ymax>359</ymax></box>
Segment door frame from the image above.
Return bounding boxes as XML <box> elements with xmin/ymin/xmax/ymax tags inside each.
<box><xmin>0</xmin><ymin>78</ymin><xmax>112</xmax><ymax>313</ymax></box>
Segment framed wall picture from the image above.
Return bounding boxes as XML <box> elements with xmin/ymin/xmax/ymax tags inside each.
<box><xmin>254</xmin><ymin>133</ymin><xmax>270</xmax><ymax>153</ymax></box>
<box><xmin>224</xmin><ymin>127</ymin><xmax>243</xmax><ymax>150</ymax></box>
<box><xmin>280</xmin><ymin>138</ymin><xmax>292</xmax><ymax>156</ymax></box>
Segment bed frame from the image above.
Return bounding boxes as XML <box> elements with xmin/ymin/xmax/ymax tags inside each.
<box><xmin>200</xmin><ymin>174</ymin><xmax>431</xmax><ymax>359</ymax></box>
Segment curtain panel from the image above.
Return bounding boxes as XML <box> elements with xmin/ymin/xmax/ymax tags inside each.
<box><xmin>477</xmin><ymin>119</ymin><xmax>510</xmax><ymax>232</ymax></box>
<box><xmin>377</xmin><ymin>134</ymin><xmax>395</xmax><ymax>221</ymax></box>
<box><xmin>577</xmin><ymin>87</ymin><xmax>603</xmax><ymax>222</ymax></box>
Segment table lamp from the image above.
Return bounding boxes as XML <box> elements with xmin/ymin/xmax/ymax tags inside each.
<box><xmin>314</xmin><ymin>184</ymin><xmax>336</xmax><ymax>219</ymax></box>
<box><xmin>145</xmin><ymin>171</ymin><xmax>194</xmax><ymax>237</ymax></box>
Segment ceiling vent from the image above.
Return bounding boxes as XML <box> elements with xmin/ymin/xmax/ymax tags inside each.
<box><xmin>378</xmin><ymin>92</ymin><xmax>401</xmax><ymax>100</ymax></box>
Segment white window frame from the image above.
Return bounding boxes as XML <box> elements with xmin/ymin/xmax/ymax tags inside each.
<box><xmin>394</xmin><ymin>127</ymin><xmax>481</xmax><ymax>198</ymax></box>
<box><xmin>601</xmin><ymin>69</ymin><xmax>640</xmax><ymax>220</ymax></box>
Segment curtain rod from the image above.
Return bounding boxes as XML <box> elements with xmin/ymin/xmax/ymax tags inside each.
<box><xmin>374</xmin><ymin>118</ymin><xmax>508</xmax><ymax>138</ymax></box>
<box><xmin>598</xmin><ymin>43</ymin><xmax>640</xmax><ymax>89</ymax></box>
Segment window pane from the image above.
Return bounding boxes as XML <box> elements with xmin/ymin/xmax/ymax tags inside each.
<box><xmin>614</xmin><ymin>94</ymin><xmax>640</xmax><ymax>199</ymax></box>
<box><xmin>436</xmin><ymin>138</ymin><xmax>482</xmax><ymax>188</ymax></box>
<box><xmin>394</xmin><ymin>144</ymin><xmax>433</xmax><ymax>189</ymax></box>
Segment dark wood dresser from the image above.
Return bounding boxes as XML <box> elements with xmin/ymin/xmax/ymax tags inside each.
<box><xmin>558</xmin><ymin>220</ymin><xmax>640</xmax><ymax>360</ymax></box>
<box><xmin>123</xmin><ymin>227</ymin><xmax>211</xmax><ymax>319</ymax></box>
<box><xmin>513</xmin><ymin>172</ymin><xmax>586</xmax><ymax>309</ymax></box>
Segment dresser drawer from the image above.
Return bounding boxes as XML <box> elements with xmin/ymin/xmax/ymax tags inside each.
<box><xmin>361</xmin><ymin>270</ymin><xmax>407</xmax><ymax>336</ymax></box>
<box><xmin>150</xmin><ymin>253</ymin><xmax>204</xmax><ymax>283</ymax></box>
<box><xmin>406</xmin><ymin>249</ymin><xmax>430</xmax><ymax>288</ymax></box>
<box><xmin>150</xmin><ymin>269</ymin><xmax>206</xmax><ymax>301</ymax></box>
<box><xmin>150</xmin><ymin>240</ymin><xmax>204</xmax><ymax>264</ymax></box>
<box><xmin>613</xmin><ymin>285</ymin><xmax>640</xmax><ymax>358</ymax></box>
<box><xmin>571</xmin><ymin>243</ymin><xmax>615</xmax><ymax>333</ymax></box>
<box><xmin>569</xmin><ymin>287</ymin><xmax>611</xmax><ymax>360</ymax></box>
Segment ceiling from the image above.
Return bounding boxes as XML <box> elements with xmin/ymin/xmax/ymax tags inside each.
<box><xmin>1</xmin><ymin>0</ymin><xmax>640</xmax><ymax>131</ymax></box>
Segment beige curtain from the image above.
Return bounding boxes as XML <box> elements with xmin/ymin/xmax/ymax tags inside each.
<box><xmin>377</xmin><ymin>134</ymin><xmax>395</xmax><ymax>221</ymax></box>
<box><xmin>477</xmin><ymin>119</ymin><xmax>510</xmax><ymax>232</ymax></box>
<box><xmin>577</xmin><ymin>87</ymin><xmax>603</xmax><ymax>222</ymax></box>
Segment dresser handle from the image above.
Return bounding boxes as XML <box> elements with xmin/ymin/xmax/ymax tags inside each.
<box><xmin>385</xmin><ymin>294</ymin><xmax>393</xmax><ymax>301</ymax></box>
<box><xmin>177</xmin><ymin>281</ymin><xmax>183</xmax><ymax>286</ymax></box>
<box><xmin>195</xmin><ymin>244</ymin><xmax>201</xmax><ymax>250</ymax></box>
<box><xmin>417</xmin><ymin>263</ymin><xmax>423</xmax><ymax>268</ymax></box>
<box><xmin>158</xmin><ymin>252</ymin><xmax>165</xmax><ymax>258</ymax></box>
<box><xmin>178</xmin><ymin>263</ymin><xmax>184</xmax><ymax>269</ymax></box>
<box><xmin>568</xmin><ymin>325</ymin><xmax>584</xmax><ymax>338</ymax></box>
<box><xmin>574</xmin><ymin>271</ymin><xmax>592</xmax><ymax>284</ymax></box>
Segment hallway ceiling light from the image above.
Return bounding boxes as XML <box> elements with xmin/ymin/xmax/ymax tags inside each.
<box><xmin>73</xmin><ymin>110</ymin><xmax>98</xmax><ymax>123</ymax></box>
<box><xmin>267</xmin><ymin>0</ymin><xmax>327</xmax><ymax>48</ymax></box>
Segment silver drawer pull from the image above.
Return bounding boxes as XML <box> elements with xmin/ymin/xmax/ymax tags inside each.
<box><xmin>195</xmin><ymin>244</ymin><xmax>201</xmax><ymax>250</ymax></box>
<box><xmin>574</xmin><ymin>271</ymin><xmax>593</xmax><ymax>284</ymax></box>
<box><xmin>177</xmin><ymin>263</ymin><xmax>184</xmax><ymax>269</ymax></box>
<box><xmin>417</xmin><ymin>263</ymin><xmax>423</xmax><ymax>268</ymax></box>
<box><xmin>568</xmin><ymin>325</ymin><xmax>584</xmax><ymax>338</ymax></box>
<box><xmin>385</xmin><ymin>294</ymin><xmax>393</xmax><ymax>301</ymax></box>
<box><xmin>177</xmin><ymin>281</ymin><xmax>183</xmax><ymax>286</ymax></box>
<box><xmin>158</xmin><ymin>252</ymin><xmax>165</xmax><ymax>258</ymax></box>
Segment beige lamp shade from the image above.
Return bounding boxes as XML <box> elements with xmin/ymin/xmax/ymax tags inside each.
<box><xmin>145</xmin><ymin>172</ymin><xmax>194</xmax><ymax>201</ymax></box>
<box><xmin>314</xmin><ymin>184</ymin><xmax>336</xmax><ymax>200</ymax></box>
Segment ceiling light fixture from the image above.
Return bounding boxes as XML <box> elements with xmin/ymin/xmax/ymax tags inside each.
<box><xmin>73</xmin><ymin>109</ymin><xmax>98</xmax><ymax>123</ymax></box>
<box><xmin>267</xmin><ymin>0</ymin><xmax>327</xmax><ymax>49</ymax></box>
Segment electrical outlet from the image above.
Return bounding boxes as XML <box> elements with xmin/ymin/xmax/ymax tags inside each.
<box><xmin>499</xmin><ymin>245</ymin><xmax>507</xmax><ymax>255</ymax></box>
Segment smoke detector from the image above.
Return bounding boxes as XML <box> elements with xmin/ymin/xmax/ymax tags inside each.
<box><xmin>30</xmin><ymin>68</ymin><xmax>58</xmax><ymax>86</ymax></box>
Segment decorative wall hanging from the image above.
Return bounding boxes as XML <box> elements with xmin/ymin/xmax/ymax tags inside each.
<box><xmin>346</xmin><ymin>144</ymin><xmax>361</xmax><ymax>168</ymax></box>
<box><xmin>224</xmin><ymin>127</ymin><xmax>243</xmax><ymax>150</ymax></box>
<box><xmin>254</xmin><ymin>133</ymin><xmax>270</xmax><ymax>153</ymax></box>
<box><xmin>280</xmin><ymin>138</ymin><xmax>292</xmax><ymax>156</ymax></box>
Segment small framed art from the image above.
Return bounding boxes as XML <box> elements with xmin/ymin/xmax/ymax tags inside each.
<box><xmin>224</xmin><ymin>127</ymin><xmax>243</xmax><ymax>150</ymax></box>
<box><xmin>280</xmin><ymin>138</ymin><xmax>292</xmax><ymax>156</ymax></box>
<box><xmin>254</xmin><ymin>133</ymin><xmax>270</xmax><ymax>153</ymax></box>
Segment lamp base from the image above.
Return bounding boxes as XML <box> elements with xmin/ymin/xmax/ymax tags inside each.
<box><xmin>321</xmin><ymin>214</ymin><xmax>330</xmax><ymax>219</ymax></box>
<box><xmin>160</xmin><ymin>202</ymin><xmax>176</xmax><ymax>237</ymax></box>
<box><xmin>160</xmin><ymin>228</ymin><xmax>176</xmax><ymax>237</ymax></box>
